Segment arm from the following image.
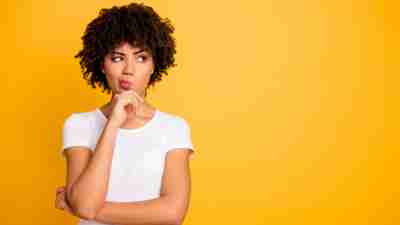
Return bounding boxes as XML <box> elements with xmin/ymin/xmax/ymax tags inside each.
<box><xmin>65</xmin><ymin>121</ymin><xmax>119</xmax><ymax>220</ymax></box>
<box><xmin>93</xmin><ymin>148</ymin><xmax>193</xmax><ymax>225</ymax></box>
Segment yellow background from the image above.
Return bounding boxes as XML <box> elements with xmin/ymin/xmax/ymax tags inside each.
<box><xmin>1</xmin><ymin>0</ymin><xmax>392</xmax><ymax>224</ymax></box>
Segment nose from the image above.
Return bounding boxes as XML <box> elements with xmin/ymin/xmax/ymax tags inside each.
<box><xmin>122</xmin><ymin>58</ymin><xmax>135</xmax><ymax>76</ymax></box>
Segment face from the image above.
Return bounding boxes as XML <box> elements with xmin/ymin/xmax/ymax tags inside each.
<box><xmin>102</xmin><ymin>42</ymin><xmax>154</xmax><ymax>98</ymax></box>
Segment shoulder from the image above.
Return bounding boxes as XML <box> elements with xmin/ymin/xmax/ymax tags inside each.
<box><xmin>157</xmin><ymin>110</ymin><xmax>191</xmax><ymax>129</ymax></box>
<box><xmin>63</xmin><ymin>110</ymin><xmax>96</xmax><ymax>129</ymax></box>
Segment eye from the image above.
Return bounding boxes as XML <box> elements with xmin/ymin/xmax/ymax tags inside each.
<box><xmin>137</xmin><ymin>56</ymin><xmax>147</xmax><ymax>62</ymax></box>
<box><xmin>111</xmin><ymin>56</ymin><xmax>123</xmax><ymax>62</ymax></box>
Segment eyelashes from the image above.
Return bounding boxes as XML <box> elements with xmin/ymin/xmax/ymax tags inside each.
<box><xmin>111</xmin><ymin>56</ymin><xmax>121</xmax><ymax>62</ymax></box>
<box><xmin>111</xmin><ymin>56</ymin><xmax>148</xmax><ymax>63</ymax></box>
<box><xmin>138</xmin><ymin>56</ymin><xmax>147</xmax><ymax>62</ymax></box>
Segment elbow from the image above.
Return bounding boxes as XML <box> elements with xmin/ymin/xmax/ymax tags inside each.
<box><xmin>66</xmin><ymin>187</ymin><xmax>101</xmax><ymax>220</ymax></box>
<box><xmin>168</xmin><ymin>211</ymin><xmax>185</xmax><ymax>225</ymax></box>
<box><xmin>165</xmin><ymin>203</ymin><xmax>187</xmax><ymax>225</ymax></box>
<box><xmin>170</xmin><ymin>216</ymin><xmax>183</xmax><ymax>225</ymax></box>
<box><xmin>74</xmin><ymin>207</ymin><xmax>97</xmax><ymax>220</ymax></box>
<box><xmin>162</xmin><ymin>195</ymin><xmax>189</xmax><ymax>225</ymax></box>
<box><xmin>70</xmin><ymin>201</ymin><xmax>99</xmax><ymax>220</ymax></box>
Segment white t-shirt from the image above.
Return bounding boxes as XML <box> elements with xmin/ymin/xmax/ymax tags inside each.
<box><xmin>60</xmin><ymin>108</ymin><xmax>194</xmax><ymax>225</ymax></box>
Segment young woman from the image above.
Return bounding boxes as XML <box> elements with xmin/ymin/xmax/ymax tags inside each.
<box><xmin>55</xmin><ymin>3</ymin><xmax>195</xmax><ymax>225</ymax></box>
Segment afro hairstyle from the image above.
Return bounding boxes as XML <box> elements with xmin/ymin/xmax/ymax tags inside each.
<box><xmin>75</xmin><ymin>2</ymin><xmax>177</xmax><ymax>95</ymax></box>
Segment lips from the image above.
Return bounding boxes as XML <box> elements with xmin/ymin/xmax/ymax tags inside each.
<box><xmin>119</xmin><ymin>80</ymin><xmax>132</xmax><ymax>90</ymax></box>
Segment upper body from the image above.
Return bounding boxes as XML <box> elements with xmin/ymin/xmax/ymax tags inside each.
<box><xmin>61</xmin><ymin>106</ymin><xmax>195</xmax><ymax>225</ymax></box>
<box><xmin>61</xmin><ymin>107</ymin><xmax>195</xmax><ymax>203</ymax></box>
<box><xmin>56</xmin><ymin>3</ymin><xmax>195</xmax><ymax>225</ymax></box>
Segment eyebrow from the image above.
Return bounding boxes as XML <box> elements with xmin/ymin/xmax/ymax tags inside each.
<box><xmin>110</xmin><ymin>49</ymin><xmax>146</xmax><ymax>56</ymax></box>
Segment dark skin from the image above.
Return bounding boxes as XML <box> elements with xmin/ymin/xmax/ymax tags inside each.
<box><xmin>100</xmin><ymin>42</ymin><xmax>157</xmax><ymax>129</ymax></box>
<box><xmin>56</xmin><ymin>43</ymin><xmax>158</xmax><ymax>215</ymax></box>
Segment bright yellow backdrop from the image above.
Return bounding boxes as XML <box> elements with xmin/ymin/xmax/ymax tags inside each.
<box><xmin>1</xmin><ymin>0</ymin><xmax>392</xmax><ymax>225</ymax></box>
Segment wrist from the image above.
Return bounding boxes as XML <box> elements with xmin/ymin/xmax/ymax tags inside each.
<box><xmin>105</xmin><ymin>120</ymin><xmax>120</xmax><ymax>130</ymax></box>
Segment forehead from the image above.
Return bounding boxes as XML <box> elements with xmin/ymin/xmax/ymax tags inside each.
<box><xmin>113</xmin><ymin>42</ymin><xmax>148</xmax><ymax>53</ymax></box>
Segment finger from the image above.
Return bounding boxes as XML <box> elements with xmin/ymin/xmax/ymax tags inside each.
<box><xmin>65</xmin><ymin>206</ymin><xmax>74</xmax><ymax>214</ymax></box>
<box><xmin>56</xmin><ymin>193</ymin><xmax>70</xmax><ymax>211</ymax></box>
<box><xmin>55</xmin><ymin>196</ymin><xmax>65</xmax><ymax>210</ymax></box>
<box><xmin>127</xmin><ymin>93</ymin><xmax>141</xmax><ymax>109</ymax></box>
<box><xmin>112</xmin><ymin>94</ymin><xmax>119</xmax><ymax>102</ymax></box>
<box><xmin>121</xmin><ymin>90</ymin><xmax>143</xmax><ymax>103</ymax></box>
<box><xmin>125</xmin><ymin>97</ymin><xmax>133</xmax><ymax>107</ymax></box>
<box><xmin>62</xmin><ymin>197</ymin><xmax>74</xmax><ymax>212</ymax></box>
<box><xmin>128</xmin><ymin>95</ymin><xmax>139</xmax><ymax>107</ymax></box>
<box><xmin>119</xmin><ymin>92</ymin><xmax>132</xmax><ymax>102</ymax></box>
<box><xmin>56</xmin><ymin>192</ymin><xmax>66</xmax><ymax>205</ymax></box>
<box><xmin>65</xmin><ymin>205</ymin><xmax>76</xmax><ymax>216</ymax></box>
<box><xmin>132</xmin><ymin>91</ymin><xmax>144</xmax><ymax>103</ymax></box>
<box><xmin>56</xmin><ymin>186</ymin><xmax>64</xmax><ymax>191</ymax></box>
<box><xmin>125</xmin><ymin>95</ymin><xmax>138</xmax><ymax>110</ymax></box>
<box><xmin>117</xmin><ymin>96</ymin><xmax>131</xmax><ymax>107</ymax></box>
<box><xmin>112</xmin><ymin>94</ymin><xmax>119</xmax><ymax>104</ymax></box>
<box><xmin>133</xmin><ymin>95</ymin><xmax>141</xmax><ymax>109</ymax></box>
<box><xmin>120</xmin><ymin>90</ymin><xmax>133</xmax><ymax>97</ymax></box>
<box><xmin>119</xmin><ymin>94</ymin><xmax>139</xmax><ymax>110</ymax></box>
<box><xmin>56</xmin><ymin>191</ymin><xmax>65</xmax><ymax>198</ymax></box>
<box><xmin>55</xmin><ymin>202</ymin><xmax>64</xmax><ymax>210</ymax></box>
<box><xmin>56</xmin><ymin>202</ymin><xmax>65</xmax><ymax>210</ymax></box>
<box><xmin>56</xmin><ymin>189</ymin><xmax>65</xmax><ymax>195</ymax></box>
<box><xmin>55</xmin><ymin>198</ymin><xmax>60</xmax><ymax>209</ymax></box>
<box><xmin>56</xmin><ymin>192</ymin><xmax>62</xmax><ymax>202</ymax></box>
<box><xmin>58</xmin><ymin>201</ymin><xmax>67</xmax><ymax>210</ymax></box>
<box><xmin>56</xmin><ymin>186</ymin><xmax>65</xmax><ymax>194</ymax></box>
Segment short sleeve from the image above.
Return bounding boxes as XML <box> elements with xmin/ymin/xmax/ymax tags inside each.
<box><xmin>165</xmin><ymin>117</ymin><xmax>195</xmax><ymax>160</ymax></box>
<box><xmin>60</xmin><ymin>114</ymin><xmax>94</xmax><ymax>158</ymax></box>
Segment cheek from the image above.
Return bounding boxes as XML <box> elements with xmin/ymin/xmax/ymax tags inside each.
<box><xmin>104</xmin><ymin>62</ymin><xmax>117</xmax><ymax>72</ymax></box>
<box><xmin>104</xmin><ymin>64</ymin><xmax>123</xmax><ymax>78</ymax></box>
<box><xmin>103</xmin><ymin>66</ymin><xmax>120</xmax><ymax>85</ymax></box>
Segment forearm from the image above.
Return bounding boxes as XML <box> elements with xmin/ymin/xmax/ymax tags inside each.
<box><xmin>68</xmin><ymin>121</ymin><xmax>119</xmax><ymax>218</ymax></box>
<box><xmin>94</xmin><ymin>196</ymin><xmax>178</xmax><ymax>225</ymax></box>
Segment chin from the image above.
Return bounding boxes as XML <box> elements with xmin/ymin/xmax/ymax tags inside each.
<box><xmin>117</xmin><ymin>87</ymin><xmax>140</xmax><ymax>95</ymax></box>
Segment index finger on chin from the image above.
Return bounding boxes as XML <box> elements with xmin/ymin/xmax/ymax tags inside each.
<box><xmin>132</xmin><ymin>91</ymin><xmax>144</xmax><ymax>103</ymax></box>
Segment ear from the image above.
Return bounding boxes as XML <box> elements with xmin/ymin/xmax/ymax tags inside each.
<box><xmin>101</xmin><ymin>62</ymin><xmax>105</xmax><ymax>74</ymax></box>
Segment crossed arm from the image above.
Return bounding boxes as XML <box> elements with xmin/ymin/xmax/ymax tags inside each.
<box><xmin>57</xmin><ymin>122</ymin><xmax>193</xmax><ymax>225</ymax></box>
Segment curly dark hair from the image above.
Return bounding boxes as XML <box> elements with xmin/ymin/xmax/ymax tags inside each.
<box><xmin>75</xmin><ymin>2</ymin><xmax>177</xmax><ymax>95</ymax></box>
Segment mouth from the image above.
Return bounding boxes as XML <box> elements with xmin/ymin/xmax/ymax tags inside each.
<box><xmin>119</xmin><ymin>80</ymin><xmax>132</xmax><ymax>91</ymax></box>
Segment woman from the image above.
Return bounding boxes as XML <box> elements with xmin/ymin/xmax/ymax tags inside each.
<box><xmin>55</xmin><ymin>3</ymin><xmax>195</xmax><ymax>225</ymax></box>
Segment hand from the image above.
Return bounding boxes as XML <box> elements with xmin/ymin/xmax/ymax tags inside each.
<box><xmin>55</xmin><ymin>186</ymin><xmax>76</xmax><ymax>216</ymax></box>
<box><xmin>108</xmin><ymin>90</ymin><xmax>144</xmax><ymax>128</ymax></box>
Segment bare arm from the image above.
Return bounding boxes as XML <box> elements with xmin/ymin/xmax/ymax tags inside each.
<box><xmin>93</xmin><ymin>149</ymin><xmax>193</xmax><ymax>225</ymax></box>
<box><xmin>66</xmin><ymin>121</ymin><xmax>119</xmax><ymax>220</ymax></box>
<box><xmin>65</xmin><ymin>91</ymin><xmax>146</xmax><ymax>220</ymax></box>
